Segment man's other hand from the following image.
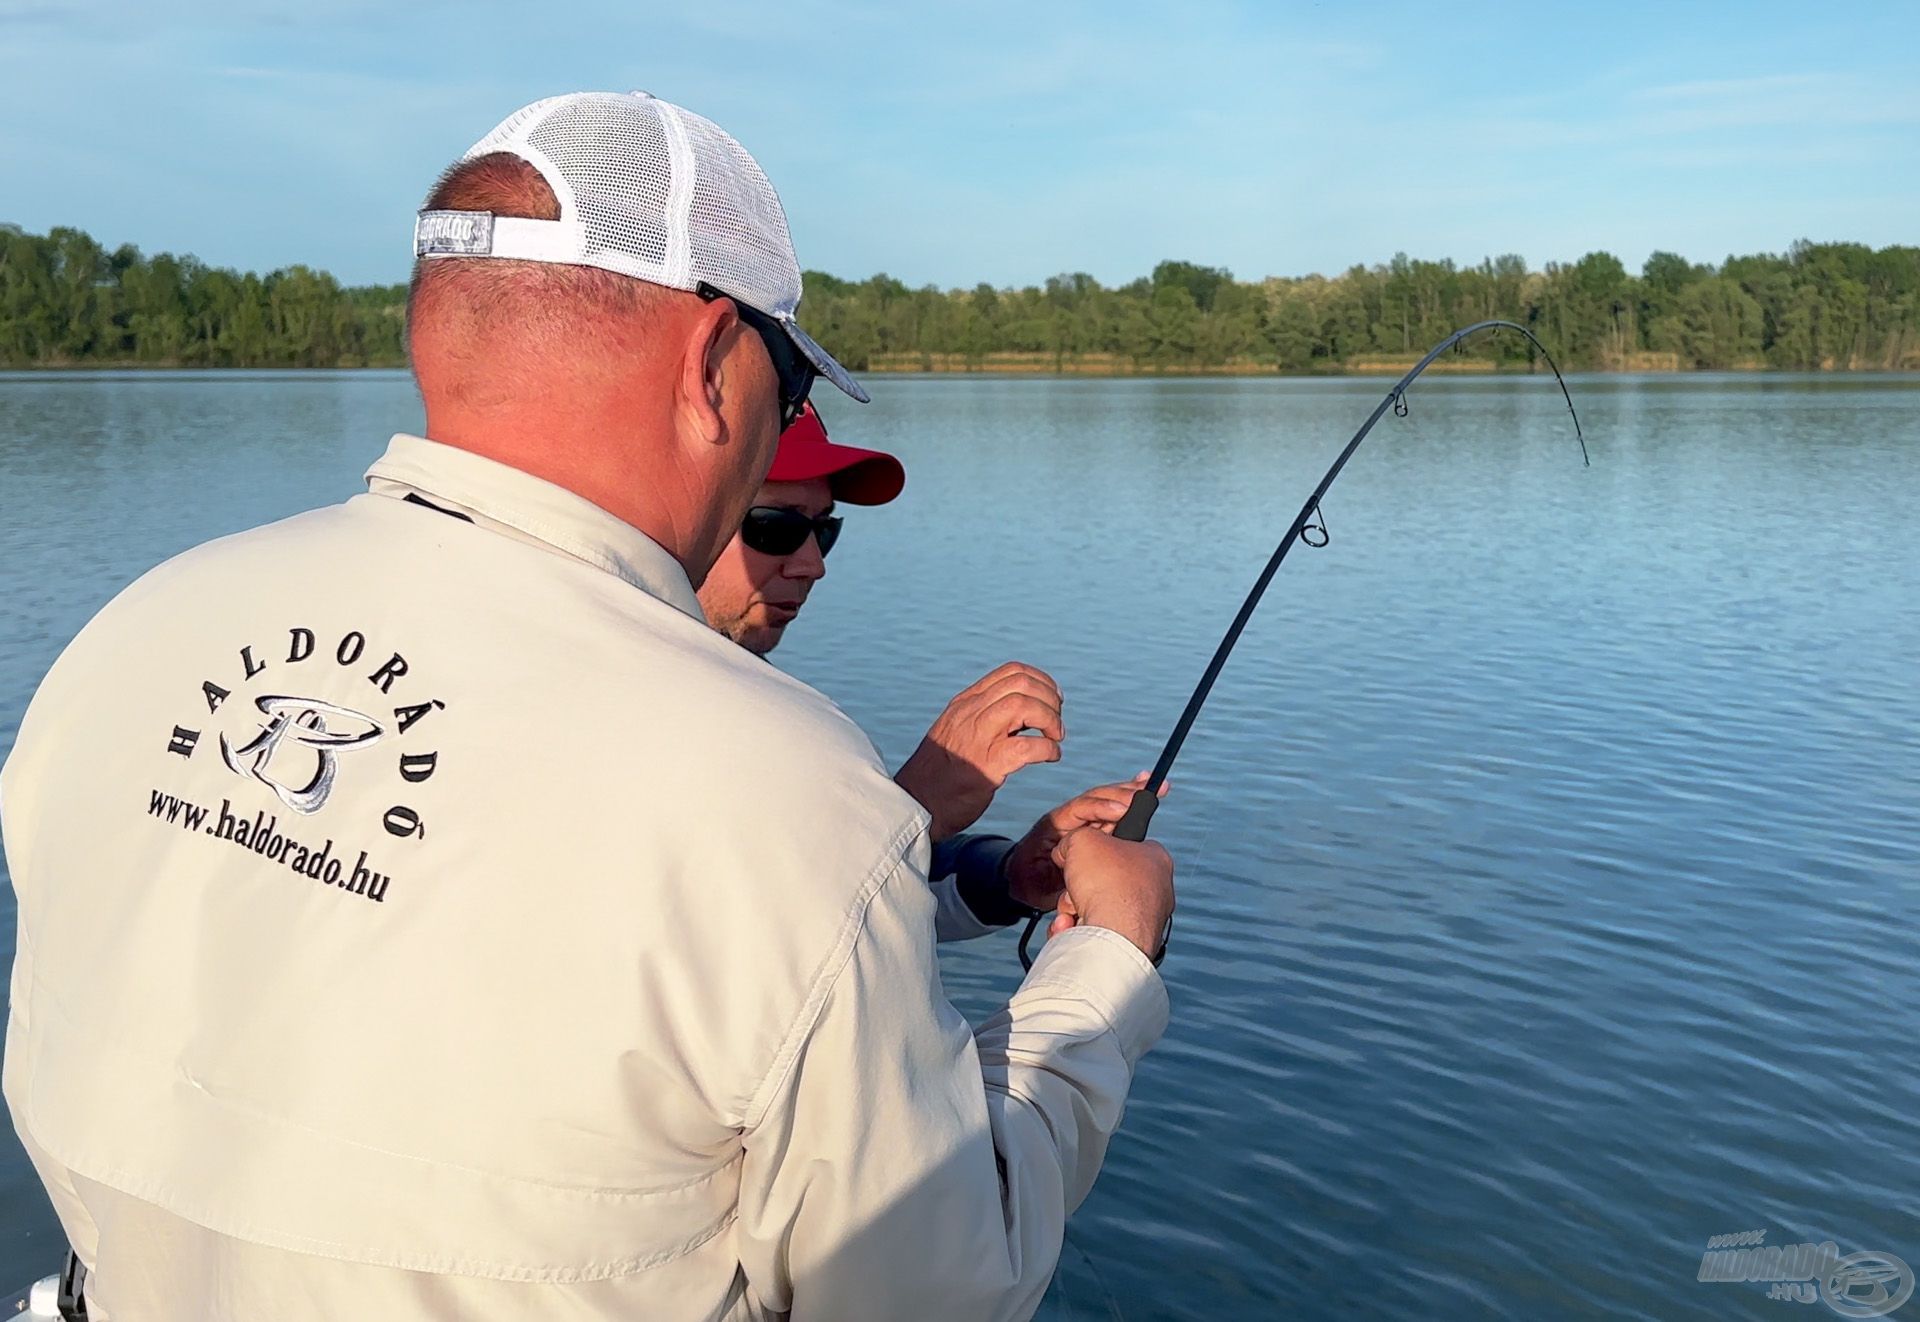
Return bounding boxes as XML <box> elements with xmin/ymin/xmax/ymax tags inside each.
<box><xmin>1051</xmin><ymin>828</ymin><xmax>1175</xmax><ymax>962</ymax></box>
<box><xmin>1005</xmin><ymin>774</ymin><xmax>1166</xmax><ymax>912</ymax></box>
<box><xmin>895</xmin><ymin>662</ymin><xmax>1063</xmax><ymax>841</ymax></box>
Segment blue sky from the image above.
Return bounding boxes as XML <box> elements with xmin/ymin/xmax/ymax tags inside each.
<box><xmin>2</xmin><ymin>1</ymin><xmax>1916</xmax><ymax>290</ymax></box>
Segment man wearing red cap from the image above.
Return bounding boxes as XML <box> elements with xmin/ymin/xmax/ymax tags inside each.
<box><xmin>697</xmin><ymin>402</ymin><xmax>902</xmax><ymax>657</ymax></box>
<box><xmin>698</xmin><ymin>406</ymin><xmax>1156</xmax><ymax>935</ymax></box>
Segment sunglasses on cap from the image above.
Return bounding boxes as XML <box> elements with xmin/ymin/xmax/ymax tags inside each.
<box><xmin>740</xmin><ymin>505</ymin><xmax>842</xmax><ymax>558</ymax></box>
<box><xmin>697</xmin><ymin>283</ymin><xmax>815</xmax><ymax>430</ymax></box>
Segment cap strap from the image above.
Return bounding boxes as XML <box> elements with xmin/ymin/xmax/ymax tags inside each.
<box><xmin>414</xmin><ymin>210</ymin><xmax>586</xmax><ymax>264</ymax></box>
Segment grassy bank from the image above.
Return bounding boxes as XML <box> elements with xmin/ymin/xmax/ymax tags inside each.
<box><xmin>850</xmin><ymin>350</ymin><xmax>1915</xmax><ymax>375</ymax></box>
<box><xmin>14</xmin><ymin>353</ymin><xmax>1920</xmax><ymax>376</ymax></box>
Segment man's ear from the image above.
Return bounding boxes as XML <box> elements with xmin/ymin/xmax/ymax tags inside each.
<box><xmin>676</xmin><ymin>298</ymin><xmax>739</xmax><ymax>448</ymax></box>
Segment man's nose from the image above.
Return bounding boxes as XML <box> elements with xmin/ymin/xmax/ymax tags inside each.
<box><xmin>784</xmin><ymin>535</ymin><xmax>828</xmax><ymax>581</ymax></box>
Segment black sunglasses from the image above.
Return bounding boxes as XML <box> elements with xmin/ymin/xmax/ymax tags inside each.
<box><xmin>741</xmin><ymin>505</ymin><xmax>842</xmax><ymax>558</ymax></box>
<box><xmin>697</xmin><ymin>282</ymin><xmax>815</xmax><ymax>430</ymax></box>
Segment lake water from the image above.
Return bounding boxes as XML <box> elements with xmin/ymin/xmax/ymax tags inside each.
<box><xmin>2</xmin><ymin>371</ymin><xmax>1917</xmax><ymax>1319</ymax></box>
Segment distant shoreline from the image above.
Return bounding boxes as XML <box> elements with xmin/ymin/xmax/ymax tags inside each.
<box><xmin>6</xmin><ymin>225</ymin><xmax>1916</xmax><ymax>375</ymax></box>
<box><xmin>5</xmin><ymin>359</ymin><xmax>1917</xmax><ymax>378</ymax></box>
<box><xmin>855</xmin><ymin>353</ymin><xmax>1893</xmax><ymax>376</ymax></box>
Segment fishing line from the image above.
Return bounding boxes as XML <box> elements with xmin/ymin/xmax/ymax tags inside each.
<box><xmin>1058</xmin><ymin>1226</ymin><xmax>1129</xmax><ymax>1322</ymax></box>
<box><xmin>1018</xmin><ymin>320</ymin><xmax>1587</xmax><ymax>969</ymax></box>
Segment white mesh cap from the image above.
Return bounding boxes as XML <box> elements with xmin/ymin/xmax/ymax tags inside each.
<box><xmin>413</xmin><ymin>91</ymin><xmax>867</xmax><ymax>403</ymax></box>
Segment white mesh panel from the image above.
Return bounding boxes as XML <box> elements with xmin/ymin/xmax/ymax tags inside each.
<box><xmin>518</xmin><ymin>94</ymin><xmax>675</xmax><ymax>283</ymax></box>
<box><xmin>677</xmin><ymin>110</ymin><xmax>803</xmax><ymax>317</ymax></box>
<box><xmin>469</xmin><ymin>95</ymin><xmax>566</xmax><ymax>152</ymax></box>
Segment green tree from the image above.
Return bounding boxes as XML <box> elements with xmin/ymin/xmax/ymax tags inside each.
<box><xmin>48</xmin><ymin>227</ymin><xmax>111</xmax><ymax>359</ymax></box>
<box><xmin>1265</xmin><ymin>294</ymin><xmax>1319</xmax><ymax>370</ymax></box>
<box><xmin>1654</xmin><ymin>278</ymin><xmax>1763</xmax><ymax>368</ymax></box>
<box><xmin>1144</xmin><ymin>284</ymin><xmax>1199</xmax><ymax>365</ymax></box>
<box><xmin>121</xmin><ymin>251</ymin><xmax>191</xmax><ymax>362</ymax></box>
<box><xmin>1151</xmin><ymin>260</ymin><xmax>1232</xmax><ymax>315</ymax></box>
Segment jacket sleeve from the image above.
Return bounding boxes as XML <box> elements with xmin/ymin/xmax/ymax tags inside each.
<box><xmin>732</xmin><ymin>855</ymin><xmax>1168</xmax><ymax>1322</ymax></box>
<box><xmin>928</xmin><ymin>833</ymin><xmax>1023</xmax><ymax>943</ymax></box>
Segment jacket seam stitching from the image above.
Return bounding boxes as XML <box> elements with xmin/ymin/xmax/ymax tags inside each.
<box><xmin>21</xmin><ymin>966</ymin><xmax>739</xmax><ymax>1201</ymax></box>
<box><xmin>737</xmin><ymin>814</ymin><xmax>928</xmax><ymax>1132</ymax></box>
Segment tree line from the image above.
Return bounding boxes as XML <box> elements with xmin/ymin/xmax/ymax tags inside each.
<box><xmin>0</xmin><ymin>225</ymin><xmax>406</xmax><ymax>369</ymax></box>
<box><xmin>4</xmin><ymin>222</ymin><xmax>1917</xmax><ymax>373</ymax></box>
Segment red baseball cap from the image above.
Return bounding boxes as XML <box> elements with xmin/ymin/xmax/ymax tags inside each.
<box><xmin>765</xmin><ymin>404</ymin><xmax>905</xmax><ymax>506</ymax></box>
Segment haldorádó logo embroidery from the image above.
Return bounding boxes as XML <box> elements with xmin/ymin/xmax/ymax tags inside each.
<box><xmin>220</xmin><ymin>696</ymin><xmax>383</xmax><ymax>814</ymax></box>
<box><xmin>165</xmin><ymin>626</ymin><xmax>442</xmax><ymax>840</ymax></box>
<box><xmin>151</xmin><ymin>628</ymin><xmax>448</xmax><ymax>905</ymax></box>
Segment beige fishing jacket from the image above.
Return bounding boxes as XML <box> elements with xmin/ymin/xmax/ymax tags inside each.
<box><xmin>1</xmin><ymin>434</ymin><xmax>1169</xmax><ymax>1321</ymax></box>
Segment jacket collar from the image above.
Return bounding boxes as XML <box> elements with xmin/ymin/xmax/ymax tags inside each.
<box><xmin>365</xmin><ymin>434</ymin><xmax>707</xmax><ymax>623</ymax></box>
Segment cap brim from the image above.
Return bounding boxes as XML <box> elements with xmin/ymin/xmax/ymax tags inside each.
<box><xmin>769</xmin><ymin>443</ymin><xmax>904</xmax><ymax>505</ymax></box>
<box><xmin>828</xmin><ymin>454</ymin><xmax>904</xmax><ymax>505</ymax></box>
<box><xmin>779</xmin><ymin>316</ymin><xmax>870</xmax><ymax>404</ymax></box>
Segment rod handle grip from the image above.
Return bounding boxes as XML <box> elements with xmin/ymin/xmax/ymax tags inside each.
<box><xmin>1018</xmin><ymin>788</ymin><xmax>1163</xmax><ymax>972</ymax></box>
<box><xmin>1113</xmin><ymin>787</ymin><xmax>1159</xmax><ymax>842</ymax></box>
<box><xmin>1114</xmin><ymin>788</ymin><xmax>1170</xmax><ymax>965</ymax></box>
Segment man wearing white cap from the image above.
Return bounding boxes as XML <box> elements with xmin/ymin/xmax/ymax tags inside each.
<box><xmin>1</xmin><ymin>92</ymin><xmax>1175</xmax><ymax>1322</ymax></box>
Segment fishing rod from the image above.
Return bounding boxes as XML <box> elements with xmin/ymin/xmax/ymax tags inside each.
<box><xmin>1019</xmin><ymin>319</ymin><xmax>1588</xmax><ymax>970</ymax></box>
